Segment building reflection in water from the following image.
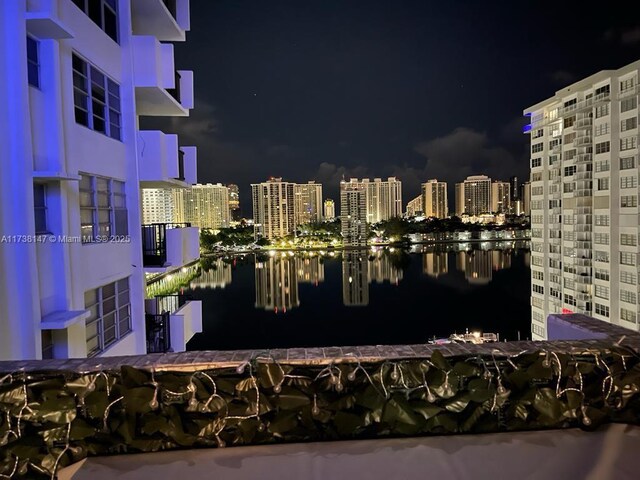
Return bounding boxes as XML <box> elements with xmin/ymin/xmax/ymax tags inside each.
<box><xmin>422</xmin><ymin>252</ymin><xmax>448</xmax><ymax>278</ymax></box>
<box><xmin>296</xmin><ymin>256</ymin><xmax>325</xmax><ymax>286</ymax></box>
<box><xmin>342</xmin><ymin>251</ymin><xmax>370</xmax><ymax>306</ymax></box>
<box><xmin>255</xmin><ymin>254</ymin><xmax>300</xmax><ymax>313</ymax></box>
<box><xmin>190</xmin><ymin>258</ymin><xmax>233</xmax><ymax>289</ymax></box>
<box><xmin>456</xmin><ymin>249</ymin><xmax>513</xmax><ymax>285</ymax></box>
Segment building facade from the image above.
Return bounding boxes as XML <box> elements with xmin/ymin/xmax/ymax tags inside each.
<box><xmin>406</xmin><ymin>195</ymin><xmax>423</xmax><ymax>217</ymax></box>
<box><xmin>456</xmin><ymin>175</ymin><xmax>492</xmax><ymax>216</ymax></box>
<box><xmin>227</xmin><ymin>183</ymin><xmax>241</xmax><ymax>221</ymax></box>
<box><xmin>293</xmin><ymin>181</ymin><xmax>323</xmax><ymax>226</ymax></box>
<box><xmin>177</xmin><ymin>183</ymin><xmax>230</xmax><ymax>230</ymax></box>
<box><xmin>525</xmin><ymin>59</ymin><xmax>640</xmax><ymax>340</ymax></box>
<box><xmin>251</xmin><ymin>177</ymin><xmax>296</xmax><ymax>240</ymax></box>
<box><xmin>421</xmin><ymin>179</ymin><xmax>448</xmax><ymax>219</ymax></box>
<box><xmin>324</xmin><ymin>199</ymin><xmax>335</xmax><ymax>220</ymax></box>
<box><xmin>0</xmin><ymin>0</ymin><xmax>199</xmax><ymax>360</ymax></box>
<box><xmin>142</xmin><ymin>188</ymin><xmax>175</xmax><ymax>224</ymax></box>
<box><xmin>340</xmin><ymin>179</ymin><xmax>368</xmax><ymax>246</ymax></box>
<box><xmin>490</xmin><ymin>181</ymin><xmax>511</xmax><ymax>214</ymax></box>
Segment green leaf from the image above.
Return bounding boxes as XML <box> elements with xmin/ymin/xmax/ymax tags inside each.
<box><xmin>410</xmin><ymin>402</ymin><xmax>443</xmax><ymax>420</ymax></box>
<box><xmin>269</xmin><ymin>412</ymin><xmax>298</xmax><ymax>436</ymax></box>
<box><xmin>122</xmin><ymin>386</ymin><xmax>155</xmax><ymax>414</ymax></box>
<box><xmin>257</xmin><ymin>363</ymin><xmax>284</xmax><ymax>389</ymax></box>
<box><xmin>461</xmin><ymin>405</ymin><xmax>486</xmax><ymax>432</ymax></box>
<box><xmin>382</xmin><ymin>394</ymin><xmax>422</xmax><ymax>426</ymax></box>
<box><xmin>533</xmin><ymin>388</ymin><xmax>564</xmax><ymax>421</ymax></box>
<box><xmin>452</xmin><ymin>361</ymin><xmax>479</xmax><ymax>378</ymax></box>
<box><xmin>430</xmin><ymin>350</ymin><xmax>451</xmax><ymax>371</ymax></box>
<box><xmin>274</xmin><ymin>387</ymin><xmax>310</xmax><ymax>410</ymax></box>
<box><xmin>445</xmin><ymin>393</ymin><xmax>472</xmax><ymax>413</ymax></box>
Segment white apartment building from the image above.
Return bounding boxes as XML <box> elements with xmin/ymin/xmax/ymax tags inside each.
<box><xmin>252</xmin><ymin>177</ymin><xmax>296</xmax><ymax>240</ymax></box>
<box><xmin>455</xmin><ymin>175</ymin><xmax>492</xmax><ymax>216</ymax></box>
<box><xmin>344</xmin><ymin>177</ymin><xmax>403</xmax><ymax>224</ymax></box>
<box><xmin>340</xmin><ymin>179</ymin><xmax>368</xmax><ymax>246</ymax></box>
<box><xmin>324</xmin><ymin>199</ymin><xmax>335</xmax><ymax>220</ymax></box>
<box><xmin>177</xmin><ymin>183</ymin><xmax>230</xmax><ymax>230</ymax></box>
<box><xmin>490</xmin><ymin>180</ymin><xmax>511</xmax><ymax>214</ymax></box>
<box><xmin>293</xmin><ymin>181</ymin><xmax>323</xmax><ymax>226</ymax></box>
<box><xmin>406</xmin><ymin>195</ymin><xmax>422</xmax><ymax>217</ymax></box>
<box><xmin>142</xmin><ymin>188</ymin><xmax>175</xmax><ymax>223</ymax></box>
<box><xmin>525</xmin><ymin>59</ymin><xmax>640</xmax><ymax>340</ymax></box>
<box><xmin>421</xmin><ymin>179</ymin><xmax>448</xmax><ymax>218</ymax></box>
<box><xmin>0</xmin><ymin>0</ymin><xmax>201</xmax><ymax>360</ymax></box>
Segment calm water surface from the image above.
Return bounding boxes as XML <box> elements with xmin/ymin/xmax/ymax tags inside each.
<box><xmin>185</xmin><ymin>242</ymin><xmax>531</xmax><ymax>351</ymax></box>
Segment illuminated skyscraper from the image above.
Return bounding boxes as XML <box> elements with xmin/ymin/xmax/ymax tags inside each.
<box><xmin>340</xmin><ymin>179</ymin><xmax>368</xmax><ymax>246</ymax></box>
<box><xmin>421</xmin><ymin>179</ymin><xmax>448</xmax><ymax>219</ymax></box>
<box><xmin>294</xmin><ymin>181</ymin><xmax>323</xmax><ymax>226</ymax></box>
<box><xmin>455</xmin><ymin>175</ymin><xmax>492</xmax><ymax>216</ymax></box>
<box><xmin>227</xmin><ymin>184</ymin><xmax>241</xmax><ymax>221</ymax></box>
<box><xmin>142</xmin><ymin>188</ymin><xmax>175</xmax><ymax>224</ymax></box>
<box><xmin>251</xmin><ymin>178</ymin><xmax>296</xmax><ymax>240</ymax></box>
<box><xmin>177</xmin><ymin>183</ymin><xmax>230</xmax><ymax>230</ymax></box>
<box><xmin>490</xmin><ymin>181</ymin><xmax>511</xmax><ymax>214</ymax></box>
<box><xmin>406</xmin><ymin>195</ymin><xmax>423</xmax><ymax>217</ymax></box>
<box><xmin>324</xmin><ymin>199</ymin><xmax>336</xmax><ymax>220</ymax></box>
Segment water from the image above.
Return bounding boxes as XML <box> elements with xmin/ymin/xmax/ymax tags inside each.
<box><xmin>184</xmin><ymin>241</ymin><xmax>531</xmax><ymax>351</ymax></box>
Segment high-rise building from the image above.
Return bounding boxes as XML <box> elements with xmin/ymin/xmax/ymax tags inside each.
<box><xmin>490</xmin><ymin>181</ymin><xmax>511</xmax><ymax>214</ymax></box>
<box><xmin>340</xmin><ymin>179</ymin><xmax>368</xmax><ymax>246</ymax></box>
<box><xmin>178</xmin><ymin>183</ymin><xmax>230</xmax><ymax>230</ymax></box>
<box><xmin>142</xmin><ymin>188</ymin><xmax>175</xmax><ymax>224</ymax></box>
<box><xmin>406</xmin><ymin>195</ymin><xmax>423</xmax><ymax>217</ymax></box>
<box><xmin>421</xmin><ymin>179</ymin><xmax>448</xmax><ymax>219</ymax></box>
<box><xmin>294</xmin><ymin>181</ymin><xmax>323</xmax><ymax>226</ymax></box>
<box><xmin>251</xmin><ymin>177</ymin><xmax>296</xmax><ymax>240</ymax></box>
<box><xmin>227</xmin><ymin>184</ymin><xmax>241</xmax><ymax>221</ymax></box>
<box><xmin>520</xmin><ymin>181</ymin><xmax>531</xmax><ymax>216</ymax></box>
<box><xmin>524</xmin><ymin>59</ymin><xmax>640</xmax><ymax>340</ymax></box>
<box><xmin>455</xmin><ymin>175</ymin><xmax>492</xmax><ymax>216</ymax></box>
<box><xmin>344</xmin><ymin>177</ymin><xmax>402</xmax><ymax>223</ymax></box>
<box><xmin>324</xmin><ymin>199</ymin><xmax>336</xmax><ymax>220</ymax></box>
<box><xmin>509</xmin><ymin>176</ymin><xmax>519</xmax><ymax>202</ymax></box>
<box><xmin>0</xmin><ymin>1</ymin><xmax>199</xmax><ymax>360</ymax></box>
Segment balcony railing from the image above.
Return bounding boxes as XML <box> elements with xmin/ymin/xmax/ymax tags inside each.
<box><xmin>146</xmin><ymin>311</ymin><xmax>171</xmax><ymax>353</ymax></box>
<box><xmin>155</xmin><ymin>293</ymin><xmax>190</xmax><ymax>314</ymax></box>
<box><xmin>141</xmin><ymin>222</ymin><xmax>191</xmax><ymax>267</ymax></box>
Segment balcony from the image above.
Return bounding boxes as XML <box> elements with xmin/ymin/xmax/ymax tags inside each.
<box><xmin>137</xmin><ymin>130</ymin><xmax>197</xmax><ymax>187</ymax></box>
<box><xmin>145</xmin><ymin>294</ymin><xmax>203</xmax><ymax>353</ymax></box>
<box><xmin>131</xmin><ymin>0</ymin><xmax>190</xmax><ymax>42</ymax></box>
<box><xmin>132</xmin><ymin>36</ymin><xmax>194</xmax><ymax>116</ymax></box>
<box><xmin>25</xmin><ymin>0</ymin><xmax>73</xmax><ymax>39</ymax></box>
<box><xmin>0</xmin><ymin>315</ymin><xmax>637</xmax><ymax>479</ymax></box>
<box><xmin>141</xmin><ymin>223</ymin><xmax>199</xmax><ymax>271</ymax></box>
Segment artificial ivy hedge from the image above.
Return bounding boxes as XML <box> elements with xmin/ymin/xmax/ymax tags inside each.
<box><xmin>1</xmin><ymin>347</ymin><xmax>639</xmax><ymax>478</ymax></box>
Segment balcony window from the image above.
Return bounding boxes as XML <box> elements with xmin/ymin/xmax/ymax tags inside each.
<box><xmin>620</xmin><ymin>136</ymin><xmax>637</xmax><ymax>151</ymax></box>
<box><xmin>621</xmin><ymin>97</ymin><xmax>637</xmax><ymax>113</ymax></box>
<box><xmin>621</xmin><ymin>308</ymin><xmax>637</xmax><ymax>323</ymax></box>
<box><xmin>71</xmin><ymin>0</ymin><xmax>118</xmax><ymax>43</ymax></box>
<box><xmin>595</xmin><ymin>303</ymin><xmax>609</xmax><ymax>317</ymax></box>
<box><xmin>621</xmin><ymin>195</ymin><xmax>637</xmax><ymax>208</ymax></box>
<box><xmin>79</xmin><ymin>174</ymin><xmax>128</xmax><ymax>243</ymax></box>
<box><xmin>84</xmin><ymin>277</ymin><xmax>131</xmax><ymax>357</ymax></box>
<box><xmin>26</xmin><ymin>35</ymin><xmax>39</xmax><ymax>88</ymax></box>
<box><xmin>72</xmin><ymin>54</ymin><xmax>121</xmax><ymax>140</ymax></box>
<box><xmin>33</xmin><ymin>184</ymin><xmax>47</xmax><ymax>234</ymax></box>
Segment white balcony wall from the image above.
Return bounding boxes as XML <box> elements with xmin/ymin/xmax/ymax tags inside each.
<box><xmin>25</xmin><ymin>0</ymin><xmax>73</xmax><ymax>39</ymax></box>
<box><xmin>169</xmin><ymin>300</ymin><xmax>202</xmax><ymax>352</ymax></box>
<box><xmin>138</xmin><ymin>130</ymin><xmax>184</xmax><ymax>186</ymax></box>
<box><xmin>180</xmin><ymin>146</ymin><xmax>197</xmax><ymax>184</ymax></box>
<box><xmin>131</xmin><ymin>0</ymin><xmax>190</xmax><ymax>42</ymax></box>
<box><xmin>177</xmin><ymin>70</ymin><xmax>194</xmax><ymax>109</ymax></box>
<box><xmin>166</xmin><ymin>226</ymin><xmax>199</xmax><ymax>268</ymax></box>
<box><xmin>132</xmin><ymin>36</ymin><xmax>175</xmax><ymax>90</ymax></box>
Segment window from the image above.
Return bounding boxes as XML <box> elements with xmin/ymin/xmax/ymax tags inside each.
<box><xmin>532</xmin><ymin>186</ymin><xmax>543</xmax><ymax>196</ymax></box>
<box><xmin>621</xmin><ymin>117</ymin><xmax>637</xmax><ymax>132</ymax></box>
<box><xmin>595</xmin><ymin>123</ymin><xmax>609</xmax><ymax>136</ymax></box>
<box><xmin>532</xmin><ymin>255</ymin><xmax>543</xmax><ymax>267</ymax></box>
<box><xmin>620</xmin><ymin>136</ymin><xmax>637</xmax><ymax>151</ymax></box>
<box><xmin>594</xmin><ymin>250</ymin><xmax>609</xmax><ymax>263</ymax></box>
<box><xmin>595</xmin><ymin>141</ymin><xmax>610</xmax><ymax>154</ymax></box>
<box><xmin>84</xmin><ymin>278</ymin><xmax>131</xmax><ymax>356</ymax></box>
<box><xmin>532</xmin><ymin>271</ymin><xmax>544</xmax><ymax>281</ymax></box>
<box><xmin>564</xmin><ymin>165</ymin><xmax>576</xmax><ymax>176</ymax></box>
<box><xmin>531</xmin><ymin>158</ymin><xmax>542</xmax><ymax>168</ymax></box>
<box><xmin>532</xmin><ymin>284</ymin><xmax>544</xmax><ymax>295</ymax></box>
<box><xmin>564</xmin><ymin>294</ymin><xmax>576</xmax><ymax>307</ymax></box>
<box><xmin>531</xmin><ymin>200</ymin><xmax>544</xmax><ymax>210</ymax></box>
<box><xmin>597</xmin><ymin>178</ymin><xmax>609</xmax><ymax>191</ymax></box>
<box><xmin>595</xmin><ymin>85</ymin><xmax>610</xmax><ymax>97</ymax></box>
<box><xmin>595</xmin><ymin>269</ymin><xmax>609</xmax><ymax>281</ymax></box>
<box><xmin>532</xmin><ymin>143</ymin><xmax>543</xmax><ymax>154</ymax></box>
<box><xmin>621</xmin><ymin>308</ymin><xmax>637</xmax><ymax>323</ymax></box>
<box><xmin>532</xmin><ymin>323</ymin><xmax>546</xmax><ymax>337</ymax></box>
<box><xmin>620</xmin><ymin>77</ymin><xmax>635</xmax><ymax>93</ymax></box>
<box><xmin>596</xmin><ymin>103</ymin><xmax>609</xmax><ymax>118</ymax></box>
<box><xmin>564</xmin><ymin>132</ymin><xmax>576</xmax><ymax>144</ymax></box>
<box><xmin>532</xmin><ymin>311</ymin><xmax>544</xmax><ymax>324</ymax></box>
<box><xmin>72</xmin><ymin>54</ymin><xmax>121</xmax><ymax>140</ymax></box>
<box><xmin>621</xmin><ymin>195</ymin><xmax>637</xmax><ymax>208</ymax></box>
<box><xmin>620</xmin><ymin>252</ymin><xmax>636</xmax><ymax>266</ymax></box>
<box><xmin>595</xmin><ymin>160</ymin><xmax>609</xmax><ymax>172</ymax></box>
<box><xmin>532</xmin><ymin>172</ymin><xmax>542</xmax><ymax>181</ymax></box>
<box><xmin>621</xmin><ymin>290</ymin><xmax>637</xmax><ymax>305</ymax></box>
<box><xmin>26</xmin><ymin>36</ymin><xmax>39</xmax><ymax>88</ymax></box>
<box><xmin>33</xmin><ymin>184</ymin><xmax>47</xmax><ymax>234</ymax></box>
<box><xmin>41</xmin><ymin>331</ymin><xmax>54</xmax><ymax>360</ymax></box>
<box><xmin>71</xmin><ymin>0</ymin><xmax>118</xmax><ymax>42</ymax></box>
<box><xmin>595</xmin><ymin>303</ymin><xmax>609</xmax><ymax>317</ymax></box>
<box><xmin>563</xmin><ymin>116</ymin><xmax>575</xmax><ymax>128</ymax></box>
<box><xmin>620</xmin><ymin>176</ymin><xmax>637</xmax><ymax>189</ymax></box>
<box><xmin>595</xmin><ymin>215</ymin><xmax>609</xmax><ymax>226</ymax></box>
<box><xmin>594</xmin><ymin>232</ymin><xmax>609</xmax><ymax>245</ymax></box>
<box><xmin>595</xmin><ymin>285</ymin><xmax>609</xmax><ymax>299</ymax></box>
<box><xmin>564</xmin><ymin>278</ymin><xmax>575</xmax><ymax>290</ymax></box>
<box><xmin>621</xmin><ymin>233</ymin><xmax>637</xmax><ymax>246</ymax></box>
<box><xmin>531</xmin><ymin>296</ymin><xmax>544</xmax><ymax>308</ymax></box>
<box><xmin>79</xmin><ymin>174</ymin><xmax>128</xmax><ymax>243</ymax></box>
<box><xmin>549</xmin><ymin>138</ymin><xmax>562</xmax><ymax>149</ymax></box>
<box><xmin>620</xmin><ymin>156</ymin><xmax>636</xmax><ymax>170</ymax></box>
<box><xmin>532</xmin><ymin>129</ymin><xmax>543</xmax><ymax>139</ymax></box>
<box><xmin>620</xmin><ymin>271</ymin><xmax>636</xmax><ymax>285</ymax></box>
<box><xmin>621</xmin><ymin>97</ymin><xmax>637</xmax><ymax>113</ymax></box>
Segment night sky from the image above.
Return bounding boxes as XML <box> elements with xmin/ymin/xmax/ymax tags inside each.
<box><xmin>141</xmin><ymin>0</ymin><xmax>640</xmax><ymax>214</ymax></box>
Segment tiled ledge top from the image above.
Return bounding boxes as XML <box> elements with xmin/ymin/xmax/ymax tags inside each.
<box><xmin>1</xmin><ymin>315</ymin><xmax>638</xmax><ymax>373</ymax></box>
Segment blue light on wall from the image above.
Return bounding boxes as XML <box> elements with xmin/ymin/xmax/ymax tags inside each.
<box><xmin>522</xmin><ymin>124</ymin><xmax>532</xmax><ymax>133</ymax></box>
